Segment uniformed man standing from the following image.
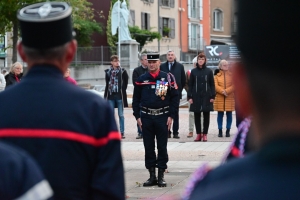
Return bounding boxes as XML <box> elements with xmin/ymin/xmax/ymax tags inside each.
<box><xmin>132</xmin><ymin>53</ymin><xmax>179</xmax><ymax>187</ymax></box>
<box><xmin>132</xmin><ymin>53</ymin><xmax>148</xmax><ymax>139</ymax></box>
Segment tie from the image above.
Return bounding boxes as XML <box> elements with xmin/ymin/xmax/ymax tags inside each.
<box><xmin>169</xmin><ymin>63</ymin><xmax>173</xmax><ymax>71</ymax></box>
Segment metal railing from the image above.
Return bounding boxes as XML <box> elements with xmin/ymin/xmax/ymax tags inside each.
<box><xmin>1</xmin><ymin>45</ymin><xmax>206</xmax><ymax>68</ymax></box>
<box><xmin>72</xmin><ymin>46</ymin><xmax>117</xmax><ymax>66</ymax></box>
<box><xmin>71</xmin><ymin>45</ymin><xmax>202</xmax><ymax>66</ymax></box>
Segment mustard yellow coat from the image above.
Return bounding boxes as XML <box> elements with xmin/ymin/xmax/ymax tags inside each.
<box><xmin>214</xmin><ymin>70</ymin><xmax>235</xmax><ymax>111</ymax></box>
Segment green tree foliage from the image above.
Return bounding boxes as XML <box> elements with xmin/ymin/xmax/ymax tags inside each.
<box><xmin>67</xmin><ymin>0</ymin><xmax>103</xmax><ymax>47</ymax></box>
<box><xmin>129</xmin><ymin>26</ymin><xmax>161</xmax><ymax>50</ymax></box>
<box><xmin>106</xmin><ymin>0</ymin><xmax>126</xmax><ymax>54</ymax></box>
<box><xmin>0</xmin><ymin>0</ymin><xmax>37</xmax><ymax>62</ymax></box>
<box><xmin>0</xmin><ymin>0</ymin><xmax>103</xmax><ymax>62</ymax></box>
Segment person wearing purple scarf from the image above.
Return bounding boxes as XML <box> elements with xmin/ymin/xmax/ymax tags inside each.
<box><xmin>104</xmin><ymin>55</ymin><xmax>129</xmax><ymax>139</ymax></box>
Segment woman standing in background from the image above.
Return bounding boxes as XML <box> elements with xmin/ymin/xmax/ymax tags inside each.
<box><xmin>214</xmin><ymin>59</ymin><xmax>235</xmax><ymax>137</ymax></box>
<box><xmin>5</xmin><ymin>62</ymin><xmax>23</xmax><ymax>89</ymax></box>
<box><xmin>64</xmin><ymin>68</ymin><xmax>77</xmax><ymax>85</ymax></box>
<box><xmin>188</xmin><ymin>53</ymin><xmax>215</xmax><ymax>142</ymax></box>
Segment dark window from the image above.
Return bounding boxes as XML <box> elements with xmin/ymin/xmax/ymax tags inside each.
<box><xmin>162</xmin><ymin>0</ymin><xmax>169</xmax><ymax>6</ymax></box>
<box><xmin>163</xmin><ymin>18</ymin><xmax>169</xmax><ymax>37</ymax></box>
<box><xmin>142</xmin><ymin>0</ymin><xmax>154</xmax><ymax>3</ymax></box>
<box><xmin>213</xmin><ymin>9</ymin><xmax>223</xmax><ymax>30</ymax></box>
<box><xmin>160</xmin><ymin>17</ymin><xmax>175</xmax><ymax>38</ymax></box>
<box><xmin>160</xmin><ymin>0</ymin><xmax>174</xmax><ymax>7</ymax></box>
<box><xmin>141</xmin><ymin>13</ymin><xmax>150</xmax><ymax>30</ymax></box>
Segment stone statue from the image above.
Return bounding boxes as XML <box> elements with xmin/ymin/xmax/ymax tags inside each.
<box><xmin>111</xmin><ymin>0</ymin><xmax>132</xmax><ymax>41</ymax></box>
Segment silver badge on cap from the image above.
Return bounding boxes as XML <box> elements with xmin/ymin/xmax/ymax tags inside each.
<box><xmin>18</xmin><ymin>2</ymin><xmax>71</xmax><ymax>22</ymax></box>
<box><xmin>36</xmin><ymin>3</ymin><xmax>62</xmax><ymax>18</ymax></box>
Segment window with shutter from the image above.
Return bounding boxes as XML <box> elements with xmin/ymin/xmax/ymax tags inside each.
<box><xmin>141</xmin><ymin>13</ymin><xmax>150</xmax><ymax>30</ymax></box>
<box><xmin>188</xmin><ymin>23</ymin><xmax>192</xmax><ymax>48</ymax></box>
<box><xmin>199</xmin><ymin>0</ymin><xmax>203</xmax><ymax>20</ymax></box>
<box><xmin>141</xmin><ymin>12</ymin><xmax>145</xmax><ymax>29</ymax></box>
<box><xmin>130</xmin><ymin>10</ymin><xmax>135</xmax><ymax>26</ymax></box>
<box><xmin>162</xmin><ymin>18</ymin><xmax>169</xmax><ymax>37</ymax></box>
<box><xmin>195</xmin><ymin>0</ymin><xmax>199</xmax><ymax>19</ymax></box>
<box><xmin>170</xmin><ymin>0</ymin><xmax>175</xmax><ymax>8</ymax></box>
<box><xmin>189</xmin><ymin>23</ymin><xmax>198</xmax><ymax>49</ymax></box>
<box><xmin>199</xmin><ymin>24</ymin><xmax>203</xmax><ymax>50</ymax></box>
<box><xmin>162</xmin><ymin>0</ymin><xmax>169</xmax><ymax>6</ymax></box>
<box><xmin>159</xmin><ymin>17</ymin><xmax>163</xmax><ymax>35</ymax></box>
<box><xmin>189</xmin><ymin>0</ymin><xmax>196</xmax><ymax>19</ymax></box>
<box><xmin>170</xmin><ymin>18</ymin><xmax>175</xmax><ymax>38</ymax></box>
<box><xmin>146</xmin><ymin>13</ymin><xmax>150</xmax><ymax>30</ymax></box>
<box><xmin>213</xmin><ymin>9</ymin><xmax>223</xmax><ymax>30</ymax></box>
<box><xmin>188</xmin><ymin>0</ymin><xmax>191</xmax><ymax>18</ymax></box>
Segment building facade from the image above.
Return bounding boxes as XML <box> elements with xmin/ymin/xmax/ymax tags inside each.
<box><xmin>179</xmin><ymin>0</ymin><xmax>210</xmax><ymax>63</ymax></box>
<box><xmin>88</xmin><ymin>0</ymin><xmax>111</xmax><ymax>46</ymax></box>
<box><xmin>129</xmin><ymin>0</ymin><xmax>181</xmax><ymax>60</ymax></box>
<box><xmin>210</xmin><ymin>0</ymin><xmax>236</xmax><ymax>45</ymax></box>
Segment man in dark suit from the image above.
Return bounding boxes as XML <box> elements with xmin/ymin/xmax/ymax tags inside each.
<box><xmin>160</xmin><ymin>50</ymin><xmax>185</xmax><ymax>139</ymax></box>
<box><xmin>184</xmin><ymin>1</ymin><xmax>300</xmax><ymax>199</ymax></box>
<box><xmin>132</xmin><ymin>53</ymin><xmax>148</xmax><ymax>139</ymax></box>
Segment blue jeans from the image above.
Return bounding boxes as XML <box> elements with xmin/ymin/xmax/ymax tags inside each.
<box><xmin>108</xmin><ymin>99</ymin><xmax>125</xmax><ymax>135</ymax></box>
<box><xmin>217</xmin><ymin>111</ymin><xmax>232</xmax><ymax>129</ymax></box>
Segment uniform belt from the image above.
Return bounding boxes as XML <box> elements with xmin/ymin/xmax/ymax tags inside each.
<box><xmin>141</xmin><ymin>106</ymin><xmax>169</xmax><ymax>115</ymax></box>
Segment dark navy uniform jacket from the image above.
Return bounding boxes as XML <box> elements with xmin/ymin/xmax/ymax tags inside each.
<box><xmin>0</xmin><ymin>142</ymin><xmax>53</xmax><ymax>199</ymax></box>
<box><xmin>132</xmin><ymin>71</ymin><xmax>179</xmax><ymax>119</ymax></box>
<box><xmin>0</xmin><ymin>65</ymin><xmax>125</xmax><ymax>200</ymax></box>
<box><xmin>188</xmin><ymin>137</ymin><xmax>300</xmax><ymax>200</ymax></box>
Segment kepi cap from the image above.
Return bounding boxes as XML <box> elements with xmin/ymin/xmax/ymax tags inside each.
<box><xmin>147</xmin><ymin>53</ymin><xmax>160</xmax><ymax>61</ymax></box>
<box><xmin>17</xmin><ymin>2</ymin><xmax>74</xmax><ymax>49</ymax></box>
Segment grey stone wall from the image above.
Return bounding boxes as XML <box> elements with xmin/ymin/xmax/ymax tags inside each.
<box><xmin>71</xmin><ymin>63</ymin><xmax>195</xmax><ymax>87</ymax></box>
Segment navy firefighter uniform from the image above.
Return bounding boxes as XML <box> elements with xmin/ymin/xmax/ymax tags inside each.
<box><xmin>0</xmin><ymin>2</ymin><xmax>125</xmax><ymax>200</ymax></box>
<box><xmin>132</xmin><ymin>53</ymin><xmax>179</xmax><ymax>187</ymax></box>
<box><xmin>0</xmin><ymin>65</ymin><xmax>125</xmax><ymax>200</ymax></box>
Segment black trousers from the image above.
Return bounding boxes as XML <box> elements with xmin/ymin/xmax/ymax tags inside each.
<box><xmin>194</xmin><ymin>112</ymin><xmax>210</xmax><ymax>134</ymax></box>
<box><xmin>141</xmin><ymin>113</ymin><xmax>169</xmax><ymax>169</ymax></box>
<box><xmin>171</xmin><ymin>108</ymin><xmax>179</xmax><ymax>134</ymax></box>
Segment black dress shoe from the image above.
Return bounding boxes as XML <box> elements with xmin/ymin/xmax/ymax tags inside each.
<box><xmin>136</xmin><ymin>134</ymin><xmax>143</xmax><ymax>139</ymax></box>
<box><xmin>173</xmin><ymin>135</ymin><xmax>180</xmax><ymax>139</ymax></box>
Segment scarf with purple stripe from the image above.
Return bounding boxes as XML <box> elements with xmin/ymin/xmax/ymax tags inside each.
<box><xmin>109</xmin><ymin>66</ymin><xmax>120</xmax><ymax>95</ymax></box>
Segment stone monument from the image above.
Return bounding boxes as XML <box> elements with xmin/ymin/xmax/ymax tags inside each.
<box><xmin>111</xmin><ymin>0</ymin><xmax>139</xmax><ymax>84</ymax></box>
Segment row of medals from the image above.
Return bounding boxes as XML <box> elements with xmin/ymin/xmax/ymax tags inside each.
<box><xmin>156</xmin><ymin>78</ymin><xmax>168</xmax><ymax>100</ymax></box>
